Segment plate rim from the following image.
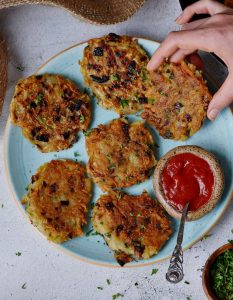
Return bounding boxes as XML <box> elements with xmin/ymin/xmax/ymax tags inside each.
<box><xmin>4</xmin><ymin>37</ymin><xmax>233</xmax><ymax>268</ymax></box>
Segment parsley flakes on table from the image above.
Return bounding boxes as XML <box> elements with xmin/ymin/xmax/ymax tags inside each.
<box><xmin>211</xmin><ymin>249</ymin><xmax>233</xmax><ymax>300</ymax></box>
<box><xmin>112</xmin><ymin>293</ymin><xmax>123</xmax><ymax>300</ymax></box>
<box><xmin>151</xmin><ymin>268</ymin><xmax>158</xmax><ymax>275</ymax></box>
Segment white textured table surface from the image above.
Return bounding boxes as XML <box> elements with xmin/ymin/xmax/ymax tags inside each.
<box><xmin>0</xmin><ymin>1</ymin><xmax>232</xmax><ymax>299</ymax></box>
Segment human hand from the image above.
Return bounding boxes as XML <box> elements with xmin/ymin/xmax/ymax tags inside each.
<box><xmin>147</xmin><ymin>0</ymin><xmax>233</xmax><ymax>120</ymax></box>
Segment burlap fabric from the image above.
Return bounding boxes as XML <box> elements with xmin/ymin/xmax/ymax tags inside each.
<box><xmin>0</xmin><ymin>0</ymin><xmax>146</xmax><ymax>24</ymax></box>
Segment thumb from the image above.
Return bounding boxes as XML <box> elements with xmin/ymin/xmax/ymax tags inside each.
<box><xmin>207</xmin><ymin>74</ymin><xmax>233</xmax><ymax>120</ymax></box>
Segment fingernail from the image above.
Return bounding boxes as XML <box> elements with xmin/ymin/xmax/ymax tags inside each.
<box><xmin>147</xmin><ymin>61</ymin><xmax>153</xmax><ymax>70</ymax></box>
<box><xmin>208</xmin><ymin>108</ymin><xmax>219</xmax><ymax>120</ymax></box>
<box><xmin>175</xmin><ymin>13</ymin><xmax>183</xmax><ymax>23</ymax></box>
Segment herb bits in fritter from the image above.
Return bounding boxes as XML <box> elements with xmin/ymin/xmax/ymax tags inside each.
<box><xmin>80</xmin><ymin>33</ymin><xmax>151</xmax><ymax>115</ymax></box>
<box><xmin>85</xmin><ymin>118</ymin><xmax>156</xmax><ymax>191</ymax></box>
<box><xmin>142</xmin><ymin>61</ymin><xmax>212</xmax><ymax>140</ymax></box>
<box><xmin>81</xmin><ymin>34</ymin><xmax>212</xmax><ymax>140</ymax></box>
<box><xmin>10</xmin><ymin>74</ymin><xmax>91</xmax><ymax>152</ymax></box>
<box><xmin>92</xmin><ymin>191</ymin><xmax>172</xmax><ymax>266</ymax></box>
<box><xmin>22</xmin><ymin>160</ymin><xmax>92</xmax><ymax>243</ymax></box>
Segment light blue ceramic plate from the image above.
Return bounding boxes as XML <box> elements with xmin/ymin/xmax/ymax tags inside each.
<box><xmin>5</xmin><ymin>38</ymin><xmax>233</xmax><ymax>267</ymax></box>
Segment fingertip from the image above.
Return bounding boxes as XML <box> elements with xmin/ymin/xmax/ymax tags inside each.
<box><xmin>170</xmin><ymin>56</ymin><xmax>180</xmax><ymax>64</ymax></box>
<box><xmin>175</xmin><ymin>19</ymin><xmax>185</xmax><ymax>25</ymax></box>
<box><xmin>175</xmin><ymin>13</ymin><xmax>184</xmax><ymax>24</ymax></box>
<box><xmin>170</xmin><ymin>50</ymin><xmax>188</xmax><ymax>64</ymax></box>
<box><xmin>147</xmin><ymin>59</ymin><xmax>160</xmax><ymax>71</ymax></box>
<box><xmin>175</xmin><ymin>11</ymin><xmax>190</xmax><ymax>25</ymax></box>
<box><xmin>207</xmin><ymin>108</ymin><xmax>220</xmax><ymax>121</ymax></box>
<box><xmin>147</xmin><ymin>60</ymin><xmax>154</xmax><ymax>71</ymax></box>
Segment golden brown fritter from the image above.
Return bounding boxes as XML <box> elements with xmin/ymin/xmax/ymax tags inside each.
<box><xmin>10</xmin><ymin>74</ymin><xmax>91</xmax><ymax>152</ymax></box>
<box><xmin>80</xmin><ymin>34</ymin><xmax>211</xmax><ymax>140</ymax></box>
<box><xmin>92</xmin><ymin>191</ymin><xmax>172</xmax><ymax>266</ymax></box>
<box><xmin>142</xmin><ymin>61</ymin><xmax>212</xmax><ymax>140</ymax></box>
<box><xmin>85</xmin><ymin>118</ymin><xmax>156</xmax><ymax>191</ymax></box>
<box><xmin>80</xmin><ymin>33</ymin><xmax>152</xmax><ymax>115</ymax></box>
<box><xmin>22</xmin><ymin>160</ymin><xmax>92</xmax><ymax>243</ymax></box>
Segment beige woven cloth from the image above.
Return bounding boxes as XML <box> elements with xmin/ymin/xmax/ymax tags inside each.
<box><xmin>0</xmin><ymin>0</ymin><xmax>146</xmax><ymax>24</ymax></box>
<box><xmin>0</xmin><ymin>38</ymin><xmax>7</xmax><ymax>116</ymax></box>
<box><xmin>0</xmin><ymin>0</ymin><xmax>146</xmax><ymax>115</ymax></box>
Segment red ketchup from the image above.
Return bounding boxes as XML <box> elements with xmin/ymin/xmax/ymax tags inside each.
<box><xmin>162</xmin><ymin>153</ymin><xmax>214</xmax><ymax>212</ymax></box>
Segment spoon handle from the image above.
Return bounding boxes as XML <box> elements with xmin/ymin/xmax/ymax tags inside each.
<box><xmin>166</xmin><ymin>202</ymin><xmax>189</xmax><ymax>284</ymax></box>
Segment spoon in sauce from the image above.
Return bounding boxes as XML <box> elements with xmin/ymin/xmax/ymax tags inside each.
<box><xmin>166</xmin><ymin>202</ymin><xmax>189</xmax><ymax>283</ymax></box>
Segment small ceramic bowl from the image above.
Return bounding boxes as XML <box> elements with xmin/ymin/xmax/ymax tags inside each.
<box><xmin>202</xmin><ymin>243</ymin><xmax>233</xmax><ymax>300</ymax></box>
<box><xmin>153</xmin><ymin>145</ymin><xmax>224</xmax><ymax>221</ymax></box>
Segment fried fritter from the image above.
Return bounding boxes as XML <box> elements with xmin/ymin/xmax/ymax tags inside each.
<box><xmin>80</xmin><ymin>33</ymin><xmax>152</xmax><ymax>115</ymax></box>
<box><xmin>10</xmin><ymin>74</ymin><xmax>91</xmax><ymax>152</ymax></box>
<box><xmin>81</xmin><ymin>34</ymin><xmax>211</xmax><ymax>140</ymax></box>
<box><xmin>85</xmin><ymin>118</ymin><xmax>156</xmax><ymax>191</ymax></box>
<box><xmin>92</xmin><ymin>191</ymin><xmax>172</xmax><ymax>266</ymax></box>
<box><xmin>142</xmin><ymin>61</ymin><xmax>212</xmax><ymax>140</ymax></box>
<box><xmin>22</xmin><ymin>160</ymin><xmax>92</xmax><ymax>243</ymax></box>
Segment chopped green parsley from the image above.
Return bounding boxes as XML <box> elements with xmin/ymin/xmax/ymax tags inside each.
<box><xmin>112</xmin><ymin>293</ymin><xmax>123</xmax><ymax>299</ymax></box>
<box><xmin>151</xmin><ymin>268</ymin><xmax>158</xmax><ymax>275</ymax></box>
<box><xmin>120</xmin><ymin>99</ymin><xmax>129</xmax><ymax>108</ymax></box>
<box><xmin>211</xmin><ymin>249</ymin><xmax>233</xmax><ymax>300</ymax></box>
<box><xmin>16</xmin><ymin>65</ymin><xmax>25</xmax><ymax>72</ymax></box>
<box><xmin>21</xmin><ymin>283</ymin><xmax>27</xmax><ymax>289</ymax></box>
<box><xmin>83</xmin><ymin>129</ymin><xmax>93</xmax><ymax>137</ymax></box>
<box><xmin>111</xmin><ymin>74</ymin><xmax>120</xmax><ymax>81</ymax></box>
<box><xmin>80</xmin><ymin>115</ymin><xmax>85</xmax><ymax>123</ymax></box>
<box><xmin>35</xmin><ymin>93</ymin><xmax>44</xmax><ymax>105</ymax></box>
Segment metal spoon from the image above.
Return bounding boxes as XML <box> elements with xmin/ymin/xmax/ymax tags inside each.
<box><xmin>166</xmin><ymin>202</ymin><xmax>189</xmax><ymax>284</ymax></box>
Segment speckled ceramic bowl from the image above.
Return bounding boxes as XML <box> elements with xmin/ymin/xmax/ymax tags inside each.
<box><xmin>153</xmin><ymin>145</ymin><xmax>225</xmax><ymax>221</ymax></box>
